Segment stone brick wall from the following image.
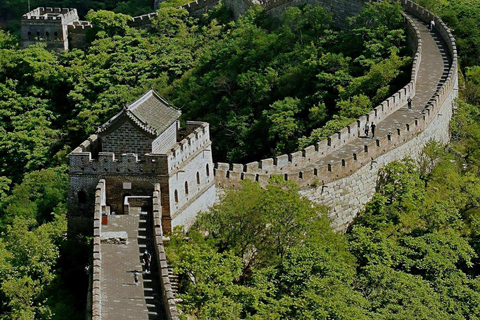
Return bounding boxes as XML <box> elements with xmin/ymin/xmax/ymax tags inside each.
<box><xmin>166</xmin><ymin>121</ymin><xmax>216</xmax><ymax>229</ymax></box>
<box><xmin>223</xmin><ymin>0</ymin><xmax>253</xmax><ymax>19</ymax></box>
<box><xmin>181</xmin><ymin>0</ymin><xmax>221</xmax><ymax>18</ymax></box>
<box><xmin>129</xmin><ymin>12</ymin><xmax>162</xmax><ymax>29</ymax></box>
<box><xmin>100</xmin><ymin>120</ymin><xmax>153</xmax><ymax>157</ymax></box>
<box><xmin>90</xmin><ymin>179</ymin><xmax>105</xmax><ymax>320</ymax></box>
<box><xmin>301</xmin><ymin>79</ymin><xmax>456</xmax><ymax>229</ymax></box>
<box><xmin>69</xmin><ymin>122</ymin><xmax>214</xmax><ymax>235</ymax></box>
<box><xmin>21</xmin><ymin>7</ymin><xmax>81</xmax><ymax>50</ymax></box>
<box><xmin>67</xmin><ymin>22</ymin><xmax>93</xmax><ymax>50</ymax></box>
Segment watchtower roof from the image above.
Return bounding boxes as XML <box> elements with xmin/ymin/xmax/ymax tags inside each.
<box><xmin>96</xmin><ymin>89</ymin><xmax>181</xmax><ymax>136</ymax></box>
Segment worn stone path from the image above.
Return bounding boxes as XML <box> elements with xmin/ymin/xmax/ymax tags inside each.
<box><xmin>100</xmin><ymin>207</ymin><xmax>165</xmax><ymax>320</ymax></box>
<box><xmin>304</xmin><ymin>14</ymin><xmax>451</xmax><ymax>169</ymax></box>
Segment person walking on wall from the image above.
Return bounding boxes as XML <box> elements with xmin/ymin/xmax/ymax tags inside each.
<box><xmin>143</xmin><ymin>250</ymin><xmax>152</xmax><ymax>274</ymax></box>
<box><xmin>364</xmin><ymin>122</ymin><xmax>370</xmax><ymax>138</ymax></box>
<box><xmin>407</xmin><ymin>97</ymin><xmax>413</xmax><ymax>110</ymax></box>
<box><xmin>371</xmin><ymin>122</ymin><xmax>376</xmax><ymax>138</ymax></box>
<box><xmin>429</xmin><ymin>20</ymin><xmax>435</xmax><ymax>31</ymax></box>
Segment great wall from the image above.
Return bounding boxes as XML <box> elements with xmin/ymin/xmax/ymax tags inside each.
<box><xmin>17</xmin><ymin>0</ymin><xmax>458</xmax><ymax>318</ymax></box>
<box><xmin>215</xmin><ymin>0</ymin><xmax>458</xmax><ymax>230</ymax></box>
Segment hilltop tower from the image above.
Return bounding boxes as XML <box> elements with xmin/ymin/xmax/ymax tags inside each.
<box><xmin>68</xmin><ymin>90</ymin><xmax>216</xmax><ymax>235</ymax></box>
<box><xmin>21</xmin><ymin>7</ymin><xmax>92</xmax><ymax>50</ymax></box>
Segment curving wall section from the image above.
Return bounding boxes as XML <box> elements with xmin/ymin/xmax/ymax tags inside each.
<box><xmin>214</xmin><ymin>0</ymin><xmax>459</xmax><ymax>230</ymax></box>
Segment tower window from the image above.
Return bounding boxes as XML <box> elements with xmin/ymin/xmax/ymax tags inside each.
<box><xmin>174</xmin><ymin>190</ymin><xmax>178</xmax><ymax>203</ymax></box>
<box><xmin>185</xmin><ymin>182</ymin><xmax>189</xmax><ymax>195</ymax></box>
<box><xmin>196</xmin><ymin>172</ymin><xmax>200</xmax><ymax>185</ymax></box>
<box><xmin>206</xmin><ymin>164</ymin><xmax>210</xmax><ymax>177</ymax></box>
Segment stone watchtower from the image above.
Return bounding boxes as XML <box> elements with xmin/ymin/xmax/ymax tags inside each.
<box><xmin>68</xmin><ymin>90</ymin><xmax>216</xmax><ymax>235</ymax></box>
<box><xmin>21</xmin><ymin>7</ymin><xmax>92</xmax><ymax>50</ymax></box>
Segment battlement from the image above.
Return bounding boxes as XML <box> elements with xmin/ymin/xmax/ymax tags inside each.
<box><xmin>69</xmin><ymin>20</ymin><xmax>93</xmax><ymax>29</ymax></box>
<box><xmin>22</xmin><ymin>7</ymin><xmax>79</xmax><ymax>24</ymax></box>
<box><xmin>130</xmin><ymin>12</ymin><xmax>159</xmax><ymax>23</ymax></box>
<box><xmin>129</xmin><ymin>12</ymin><xmax>159</xmax><ymax>28</ymax></box>
<box><xmin>181</xmin><ymin>0</ymin><xmax>220</xmax><ymax>13</ymax></box>
<box><xmin>166</xmin><ymin>121</ymin><xmax>211</xmax><ymax>172</ymax></box>
<box><xmin>215</xmin><ymin>95</ymin><xmax>445</xmax><ymax>188</ymax></box>
<box><xmin>70</xmin><ymin>122</ymin><xmax>211</xmax><ymax>176</ymax></box>
<box><xmin>70</xmin><ymin>147</ymin><xmax>169</xmax><ymax>175</ymax></box>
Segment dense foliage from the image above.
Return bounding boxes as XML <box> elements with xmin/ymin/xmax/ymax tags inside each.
<box><xmin>168</xmin><ymin>141</ymin><xmax>480</xmax><ymax>319</ymax></box>
<box><xmin>0</xmin><ymin>0</ymin><xmax>478</xmax><ymax>318</ymax></box>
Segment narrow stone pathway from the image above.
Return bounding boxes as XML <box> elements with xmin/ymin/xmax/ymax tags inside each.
<box><xmin>304</xmin><ymin>14</ymin><xmax>451</xmax><ymax>169</ymax></box>
<box><xmin>100</xmin><ymin>207</ymin><xmax>165</xmax><ymax>320</ymax></box>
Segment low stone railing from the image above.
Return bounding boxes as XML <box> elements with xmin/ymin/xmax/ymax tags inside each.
<box><xmin>152</xmin><ymin>184</ymin><xmax>180</xmax><ymax>320</ymax></box>
<box><xmin>91</xmin><ymin>179</ymin><xmax>105</xmax><ymax>320</ymax></box>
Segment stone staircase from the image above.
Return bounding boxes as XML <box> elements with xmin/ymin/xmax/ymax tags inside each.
<box><xmin>138</xmin><ymin>210</ymin><xmax>168</xmax><ymax>319</ymax></box>
<box><xmin>98</xmin><ymin>208</ymin><xmax>167</xmax><ymax>320</ymax></box>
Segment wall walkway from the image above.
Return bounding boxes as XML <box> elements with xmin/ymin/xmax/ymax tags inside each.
<box><xmin>98</xmin><ymin>206</ymin><xmax>167</xmax><ymax>320</ymax></box>
<box><xmin>91</xmin><ymin>181</ymin><xmax>179</xmax><ymax>320</ymax></box>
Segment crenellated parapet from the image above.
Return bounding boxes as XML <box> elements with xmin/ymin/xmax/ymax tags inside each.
<box><xmin>70</xmin><ymin>152</ymin><xmax>169</xmax><ymax>175</ymax></box>
<box><xmin>152</xmin><ymin>184</ymin><xmax>181</xmax><ymax>320</ymax></box>
<box><xmin>68</xmin><ymin>122</ymin><xmax>211</xmax><ymax>175</ymax></box>
<box><xmin>166</xmin><ymin>121</ymin><xmax>211</xmax><ymax>173</ymax></box>
<box><xmin>90</xmin><ymin>179</ymin><xmax>105</xmax><ymax>320</ymax></box>
<box><xmin>180</xmin><ymin>0</ymin><xmax>221</xmax><ymax>17</ymax></box>
<box><xmin>129</xmin><ymin>12</ymin><xmax>160</xmax><ymax>29</ymax></box>
<box><xmin>215</xmin><ymin>99</ymin><xmax>444</xmax><ymax>188</ymax></box>
<box><xmin>22</xmin><ymin>7</ymin><xmax>79</xmax><ymax>22</ymax></box>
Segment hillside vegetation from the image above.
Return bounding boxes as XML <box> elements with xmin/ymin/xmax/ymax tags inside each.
<box><xmin>0</xmin><ymin>0</ymin><xmax>478</xmax><ymax>319</ymax></box>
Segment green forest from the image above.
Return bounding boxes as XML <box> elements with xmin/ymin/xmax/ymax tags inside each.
<box><xmin>0</xmin><ymin>0</ymin><xmax>478</xmax><ymax>318</ymax></box>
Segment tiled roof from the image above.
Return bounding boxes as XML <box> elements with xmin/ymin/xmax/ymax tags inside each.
<box><xmin>129</xmin><ymin>89</ymin><xmax>181</xmax><ymax>134</ymax></box>
<box><xmin>96</xmin><ymin>89</ymin><xmax>181</xmax><ymax>136</ymax></box>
